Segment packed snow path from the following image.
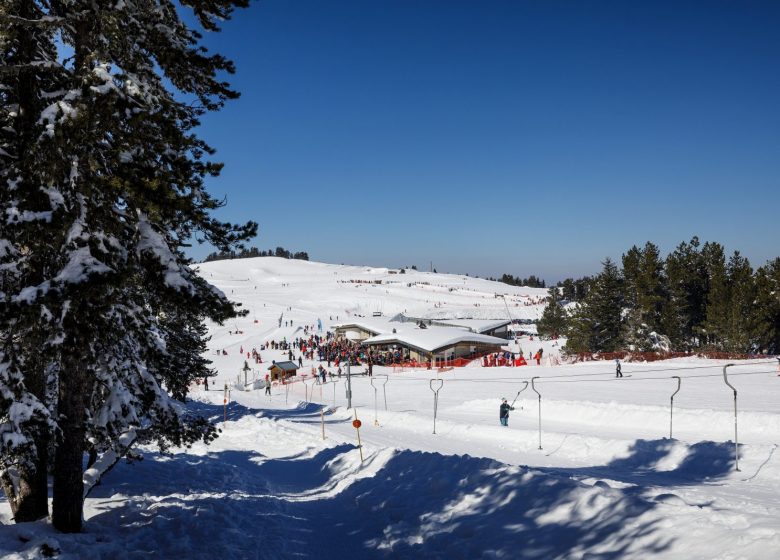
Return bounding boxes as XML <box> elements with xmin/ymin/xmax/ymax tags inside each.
<box><xmin>3</xmin><ymin>382</ymin><xmax>778</xmax><ymax>559</ymax></box>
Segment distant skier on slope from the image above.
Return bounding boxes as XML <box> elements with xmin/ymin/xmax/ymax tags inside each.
<box><xmin>615</xmin><ymin>359</ymin><xmax>623</xmax><ymax>378</ymax></box>
<box><xmin>500</xmin><ymin>398</ymin><xmax>514</xmax><ymax>427</ymax></box>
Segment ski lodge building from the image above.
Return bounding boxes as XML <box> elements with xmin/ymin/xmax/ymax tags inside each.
<box><xmin>332</xmin><ymin>317</ymin><xmax>400</xmax><ymax>341</ymax></box>
<box><xmin>394</xmin><ymin>317</ymin><xmax>511</xmax><ymax>339</ymax></box>
<box><xmin>332</xmin><ymin>317</ymin><xmax>507</xmax><ymax>365</ymax></box>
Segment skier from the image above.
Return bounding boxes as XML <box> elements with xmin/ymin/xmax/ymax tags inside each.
<box><xmin>615</xmin><ymin>359</ymin><xmax>623</xmax><ymax>378</ymax></box>
<box><xmin>265</xmin><ymin>375</ymin><xmax>271</xmax><ymax>395</ymax></box>
<box><xmin>204</xmin><ymin>377</ymin><xmax>209</xmax><ymax>391</ymax></box>
<box><xmin>499</xmin><ymin>398</ymin><xmax>514</xmax><ymax>427</ymax></box>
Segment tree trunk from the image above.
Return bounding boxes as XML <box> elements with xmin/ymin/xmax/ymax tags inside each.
<box><xmin>52</xmin><ymin>369</ymin><xmax>88</xmax><ymax>533</ymax></box>
<box><xmin>10</xmin><ymin>440</ymin><xmax>49</xmax><ymax>522</ymax></box>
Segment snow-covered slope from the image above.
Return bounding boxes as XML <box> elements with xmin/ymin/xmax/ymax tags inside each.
<box><xmin>196</xmin><ymin>256</ymin><xmax>548</xmax><ymax>325</ymax></box>
<box><xmin>2</xmin><ymin>257</ymin><xmax>779</xmax><ymax>559</ymax></box>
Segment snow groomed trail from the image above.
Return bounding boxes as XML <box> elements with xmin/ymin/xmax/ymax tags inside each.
<box><xmin>18</xmin><ymin>378</ymin><xmax>774</xmax><ymax>560</ymax></box>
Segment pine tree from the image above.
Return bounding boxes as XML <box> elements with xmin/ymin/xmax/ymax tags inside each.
<box><xmin>753</xmin><ymin>258</ymin><xmax>780</xmax><ymax>353</ymax></box>
<box><xmin>537</xmin><ymin>286</ymin><xmax>567</xmax><ymax>338</ymax></box>
<box><xmin>588</xmin><ymin>258</ymin><xmax>625</xmax><ymax>352</ymax></box>
<box><xmin>636</xmin><ymin>242</ymin><xmax>665</xmax><ymax>332</ymax></box>
<box><xmin>563</xmin><ymin>260</ymin><xmax>624</xmax><ymax>354</ymax></box>
<box><xmin>0</xmin><ymin>0</ymin><xmax>67</xmax><ymax>522</ymax></box>
<box><xmin>2</xmin><ymin>0</ymin><xmax>254</xmax><ymax>532</ymax></box>
<box><xmin>623</xmin><ymin>242</ymin><xmax>667</xmax><ymax>350</ymax></box>
<box><xmin>559</xmin><ymin>278</ymin><xmax>576</xmax><ymax>301</ymax></box>
<box><xmin>662</xmin><ymin>237</ymin><xmax>708</xmax><ymax>349</ymax></box>
<box><xmin>622</xmin><ymin>245</ymin><xmax>642</xmax><ymax>311</ymax></box>
<box><xmin>725</xmin><ymin>251</ymin><xmax>755</xmax><ymax>353</ymax></box>
<box><xmin>702</xmin><ymin>242</ymin><xmax>729</xmax><ymax>348</ymax></box>
<box><xmin>562</xmin><ymin>304</ymin><xmax>592</xmax><ymax>355</ymax></box>
<box><xmin>155</xmin><ymin>303</ymin><xmax>216</xmax><ymax>403</ymax></box>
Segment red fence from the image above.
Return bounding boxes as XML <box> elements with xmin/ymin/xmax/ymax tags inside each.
<box><xmin>390</xmin><ymin>351</ymin><xmax>496</xmax><ymax>371</ymax></box>
<box><xmin>569</xmin><ymin>350</ymin><xmax>773</xmax><ymax>363</ymax></box>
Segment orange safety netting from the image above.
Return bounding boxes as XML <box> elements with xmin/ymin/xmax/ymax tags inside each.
<box><xmin>569</xmin><ymin>350</ymin><xmax>770</xmax><ymax>363</ymax></box>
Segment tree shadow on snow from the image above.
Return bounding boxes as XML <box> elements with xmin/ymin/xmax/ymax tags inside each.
<box><xmin>545</xmin><ymin>438</ymin><xmax>736</xmax><ymax>491</ymax></box>
<box><xmin>289</xmin><ymin>450</ymin><xmax>676</xmax><ymax>560</ymax></box>
<box><xmin>186</xmin><ymin>398</ymin><xmax>350</xmax><ymax>427</ymax></box>
<box><xmin>77</xmin><ymin>402</ymin><xmax>741</xmax><ymax>559</ymax></box>
<box><xmin>79</xmin><ymin>441</ymin><xmax>698</xmax><ymax>559</ymax></box>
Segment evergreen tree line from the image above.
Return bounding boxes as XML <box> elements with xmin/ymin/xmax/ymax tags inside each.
<box><xmin>537</xmin><ymin>238</ymin><xmax>780</xmax><ymax>355</ymax></box>
<box><xmin>493</xmin><ymin>273</ymin><xmax>547</xmax><ymax>288</ymax></box>
<box><xmin>1</xmin><ymin>0</ymin><xmax>253</xmax><ymax>532</ymax></box>
<box><xmin>204</xmin><ymin>246</ymin><xmax>309</xmax><ymax>262</ymax></box>
<box><xmin>556</xmin><ymin>276</ymin><xmax>592</xmax><ymax>301</ymax></box>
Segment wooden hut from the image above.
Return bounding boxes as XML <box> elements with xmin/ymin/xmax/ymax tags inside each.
<box><xmin>268</xmin><ymin>360</ymin><xmax>299</xmax><ymax>381</ymax></box>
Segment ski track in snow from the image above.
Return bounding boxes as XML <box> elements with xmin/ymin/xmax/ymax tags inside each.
<box><xmin>2</xmin><ymin>258</ymin><xmax>779</xmax><ymax>559</ymax></box>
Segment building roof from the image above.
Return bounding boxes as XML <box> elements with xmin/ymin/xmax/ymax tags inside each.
<box><xmin>429</xmin><ymin>318</ymin><xmax>511</xmax><ymax>333</ymax></box>
<box><xmin>361</xmin><ymin>327</ymin><xmax>508</xmax><ymax>354</ymax></box>
<box><xmin>332</xmin><ymin>317</ymin><xmax>408</xmax><ymax>336</ymax></box>
<box><xmin>268</xmin><ymin>361</ymin><xmax>299</xmax><ymax>371</ymax></box>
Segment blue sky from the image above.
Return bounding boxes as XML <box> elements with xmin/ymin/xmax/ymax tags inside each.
<box><xmin>190</xmin><ymin>0</ymin><xmax>780</xmax><ymax>281</ymax></box>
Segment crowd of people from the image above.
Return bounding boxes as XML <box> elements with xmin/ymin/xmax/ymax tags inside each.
<box><xmin>482</xmin><ymin>348</ymin><xmax>545</xmax><ymax>367</ymax></box>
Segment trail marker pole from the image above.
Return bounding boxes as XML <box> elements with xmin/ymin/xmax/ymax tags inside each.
<box><xmin>332</xmin><ymin>380</ymin><xmax>338</xmax><ymax>407</ymax></box>
<box><xmin>223</xmin><ymin>383</ymin><xmax>228</xmax><ymax>424</ymax></box>
<box><xmin>669</xmin><ymin>376</ymin><xmax>681</xmax><ymax>439</ymax></box>
<box><xmin>430</xmin><ymin>378</ymin><xmax>444</xmax><ymax>434</ymax></box>
<box><xmin>531</xmin><ymin>377</ymin><xmax>542</xmax><ymax>450</ymax></box>
<box><xmin>353</xmin><ymin>412</ymin><xmax>364</xmax><ymax>463</ymax></box>
<box><xmin>285</xmin><ymin>380</ymin><xmax>289</xmax><ymax>405</ymax></box>
<box><xmin>722</xmin><ymin>364</ymin><xmax>740</xmax><ymax>471</ymax></box>
<box><xmin>321</xmin><ymin>409</ymin><xmax>326</xmax><ymax>440</ymax></box>
<box><xmin>304</xmin><ymin>377</ymin><xmax>316</xmax><ymax>403</ymax></box>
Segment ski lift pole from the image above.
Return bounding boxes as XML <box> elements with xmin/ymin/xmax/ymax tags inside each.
<box><xmin>669</xmin><ymin>376</ymin><xmax>681</xmax><ymax>439</ymax></box>
<box><xmin>373</xmin><ymin>380</ymin><xmax>378</xmax><ymax>426</ymax></box>
<box><xmin>722</xmin><ymin>364</ymin><xmax>739</xmax><ymax>471</ymax></box>
<box><xmin>510</xmin><ymin>381</ymin><xmax>529</xmax><ymax>408</ymax></box>
<box><xmin>371</xmin><ymin>375</ymin><xmax>389</xmax><ymax>425</ymax></box>
<box><xmin>371</xmin><ymin>375</ymin><xmax>390</xmax><ymax>410</ymax></box>
<box><xmin>531</xmin><ymin>377</ymin><xmax>542</xmax><ymax>450</ymax></box>
<box><xmin>346</xmin><ymin>362</ymin><xmax>353</xmax><ymax>409</ymax></box>
<box><xmin>430</xmin><ymin>378</ymin><xmax>444</xmax><ymax>434</ymax></box>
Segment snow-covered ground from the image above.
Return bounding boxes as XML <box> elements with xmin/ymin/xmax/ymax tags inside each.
<box><xmin>2</xmin><ymin>257</ymin><xmax>779</xmax><ymax>559</ymax></box>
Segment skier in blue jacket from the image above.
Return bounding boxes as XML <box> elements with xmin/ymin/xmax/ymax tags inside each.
<box><xmin>499</xmin><ymin>398</ymin><xmax>514</xmax><ymax>426</ymax></box>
